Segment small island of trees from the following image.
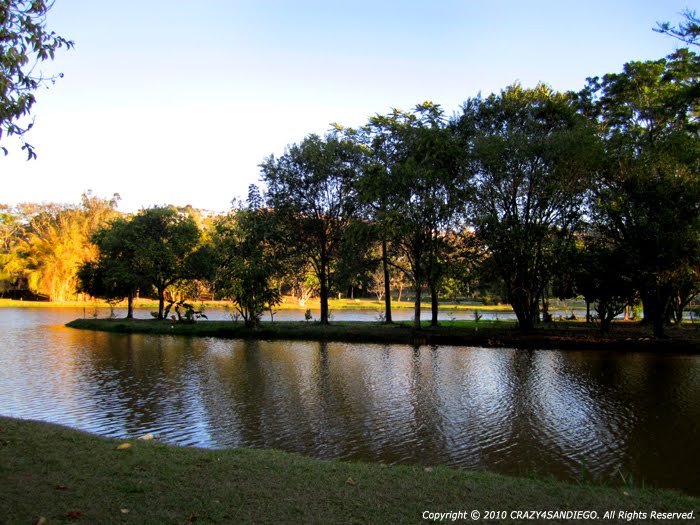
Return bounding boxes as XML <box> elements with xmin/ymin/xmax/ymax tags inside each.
<box><xmin>1</xmin><ymin>14</ymin><xmax>699</xmax><ymax>340</ymax></box>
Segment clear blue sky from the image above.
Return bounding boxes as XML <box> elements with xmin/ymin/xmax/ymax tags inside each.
<box><xmin>2</xmin><ymin>0</ymin><xmax>696</xmax><ymax>212</ymax></box>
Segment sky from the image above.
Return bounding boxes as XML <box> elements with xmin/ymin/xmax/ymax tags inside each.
<box><xmin>1</xmin><ymin>0</ymin><xmax>697</xmax><ymax>213</ymax></box>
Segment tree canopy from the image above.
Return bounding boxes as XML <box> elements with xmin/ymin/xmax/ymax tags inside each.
<box><xmin>456</xmin><ymin>84</ymin><xmax>599</xmax><ymax>329</ymax></box>
<box><xmin>260</xmin><ymin>133</ymin><xmax>362</xmax><ymax>324</ymax></box>
<box><xmin>212</xmin><ymin>197</ymin><xmax>284</xmax><ymax>327</ymax></box>
<box><xmin>583</xmin><ymin>49</ymin><xmax>700</xmax><ymax>337</ymax></box>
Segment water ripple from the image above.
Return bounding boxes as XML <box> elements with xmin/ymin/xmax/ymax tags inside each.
<box><xmin>0</xmin><ymin>308</ymin><xmax>698</xmax><ymax>494</ymax></box>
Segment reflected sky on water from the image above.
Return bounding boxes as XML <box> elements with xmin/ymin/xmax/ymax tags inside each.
<box><xmin>0</xmin><ymin>307</ymin><xmax>698</xmax><ymax>495</ymax></box>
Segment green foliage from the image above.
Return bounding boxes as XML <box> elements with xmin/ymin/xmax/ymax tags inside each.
<box><xmin>77</xmin><ymin>215</ymin><xmax>145</xmax><ymax>317</ymax></box>
<box><xmin>130</xmin><ymin>207</ymin><xmax>204</xmax><ymax>319</ymax></box>
<box><xmin>577</xmin><ymin>241</ymin><xmax>636</xmax><ymax>332</ymax></box>
<box><xmin>457</xmin><ymin>84</ymin><xmax>599</xmax><ymax>330</ymax></box>
<box><xmin>260</xmin><ymin>133</ymin><xmax>362</xmax><ymax>324</ymax></box>
<box><xmin>161</xmin><ymin>299</ymin><xmax>207</xmax><ymax>322</ymax></box>
<box><xmin>0</xmin><ymin>0</ymin><xmax>73</xmax><ymax>158</ymax></box>
<box><xmin>356</xmin><ymin>103</ymin><xmax>470</xmax><ymax>328</ymax></box>
<box><xmin>584</xmin><ymin>49</ymin><xmax>700</xmax><ymax>336</ymax></box>
<box><xmin>330</xmin><ymin>217</ymin><xmax>377</xmax><ymax>298</ymax></box>
<box><xmin>3</xmin><ymin>15</ymin><xmax>700</xmax><ymax>340</ymax></box>
<box><xmin>212</xmin><ymin>205</ymin><xmax>283</xmax><ymax>327</ymax></box>
<box><xmin>79</xmin><ymin>206</ymin><xmax>207</xmax><ymax>319</ymax></box>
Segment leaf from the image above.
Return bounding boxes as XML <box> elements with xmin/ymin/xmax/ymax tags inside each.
<box><xmin>137</xmin><ymin>433</ymin><xmax>154</xmax><ymax>441</ymax></box>
<box><xmin>34</xmin><ymin>518</ymin><xmax>47</xmax><ymax>525</ymax></box>
<box><xmin>64</xmin><ymin>510</ymin><xmax>83</xmax><ymax>520</ymax></box>
<box><xmin>116</xmin><ymin>442</ymin><xmax>132</xmax><ymax>450</ymax></box>
<box><xmin>345</xmin><ymin>476</ymin><xmax>357</xmax><ymax>486</ymax></box>
<box><xmin>120</xmin><ymin>508</ymin><xmax>130</xmax><ymax>514</ymax></box>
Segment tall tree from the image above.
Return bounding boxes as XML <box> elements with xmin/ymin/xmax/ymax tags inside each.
<box><xmin>572</xmin><ymin>238</ymin><xmax>637</xmax><ymax>332</ymax></box>
<box><xmin>0</xmin><ymin>0</ymin><xmax>73</xmax><ymax>158</ymax></box>
<box><xmin>457</xmin><ymin>84</ymin><xmax>599</xmax><ymax>330</ymax></box>
<box><xmin>355</xmin><ymin>103</ymin><xmax>467</xmax><ymax>329</ymax></box>
<box><xmin>583</xmin><ymin>49</ymin><xmax>700</xmax><ymax>337</ymax></box>
<box><xmin>129</xmin><ymin>206</ymin><xmax>204</xmax><ymax>320</ymax></box>
<box><xmin>348</xmin><ymin>112</ymin><xmax>413</xmax><ymax>323</ymax></box>
<box><xmin>260</xmin><ymin>133</ymin><xmax>362</xmax><ymax>324</ymax></box>
<box><xmin>0</xmin><ymin>204</ymin><xmax>22</xmax><ymax>295</ymax></box>
<box><xmin>212</xmin><ymin>196</ymin><xmax>284</xmax><ymax>327</ymax></box>
<box><xmin>76</xmin><ymin>216</ymin><xmax>144</xmax><ymax>318</ymax></box>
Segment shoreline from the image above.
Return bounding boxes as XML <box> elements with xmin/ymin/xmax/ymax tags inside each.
<box><xmin>65</xmin><ymin>318</ymin><xmax>700</xmax><ymax>353</ymax></box>
<box><xmin>0</xmin><ymin>416</ymin><xmax>697</xmax><ymax>524</ymax></box>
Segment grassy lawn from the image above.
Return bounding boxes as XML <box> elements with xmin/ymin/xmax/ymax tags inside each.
<box><xmin>0</xmin><ymin>417</ymin><xmax>696</xmax><ymax>524</ymax></box>
<box><xmin>0</xmin><ymin>297</ymin><xmax>517</xmax><ymax>312</ymax></box>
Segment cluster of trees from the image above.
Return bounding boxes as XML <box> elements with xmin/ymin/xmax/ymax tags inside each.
<box><xmin>0</xmin><ymin>196</ymin><xmax>213</xmax><ymax>312</ymax></box>
<box><xmin>1</xmin><ymin>193</ymin><xmax>119</xmax><ymax>302</ymax></box>
<box><xmin>247</xmin><ymin>42</ymin><xmax>698</xmax><ymax>337</ymax></box>
<box><xmin>1</xmin><ymin>10</ymin><xmax>698</xmax><ymax>338</ymax></box>
<box><xmin>238</xmin><ymin>48</ymin><xmax>699</xmax><ymax>338</ymax></box>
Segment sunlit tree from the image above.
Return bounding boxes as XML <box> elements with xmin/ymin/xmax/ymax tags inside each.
<box><xmin>129</xmin><ymin>206</ymin><xmax>205</xmax><ymax>320</ymax></box>
<box><xmin>4</xmin><ymin>193</ymin><xmax>119</xmax><ymax>301</ymax></box>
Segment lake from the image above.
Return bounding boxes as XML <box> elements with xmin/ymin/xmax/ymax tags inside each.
<box><xmin>1</xmin><ymin>307</ymin><xmax>698</xmax><ymax>495</ymax></box>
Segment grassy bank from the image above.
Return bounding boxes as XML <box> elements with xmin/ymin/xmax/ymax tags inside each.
<box><xmin>0</xmin><ymin>296</ymin><xmax>517</xmax><ymax>312</ymax></box>
<box><xmin>66</xmin><ymin>317</ymin><xmax>700</xmax><ymax>352</ymax></box>
<box><xmin>0</xmin><ymin>417</ymin><xmax>696</xmax><ymax>524</ymax></box>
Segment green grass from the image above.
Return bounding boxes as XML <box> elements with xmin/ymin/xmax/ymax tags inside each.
<box><xmin>0</xmin><ymin>417</ymin><xmax>696</xmax><ymax>524</ymax></box>
<box><xmin>66</xmin><ymin>317</ymin><xmax>700</xmax><ymax>352</ymax></box>
<box><xmin>0</xmin><ymin>296</ymin><xmax>517</xmax><ymax>312</ymax></box>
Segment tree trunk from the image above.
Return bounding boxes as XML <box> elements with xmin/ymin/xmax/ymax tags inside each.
<box><xmin>382</xmin><ymin>237</ymin><xmax>392</xmax><ymax>323</ymax></box>
<box><xmin>511</xmin><ymin>289</ymin><xmax>536</xmax><ymax>330</ymax></box>
<box><xmin>413</xmin><ymin>285</ymin><xmax>422</xmax><ymax>330</ymax></box>
<box><xmin>541</xmin><ymin>294</ymin><xmax>551</xmax><ymax>323</ymax></box>
<box><xmin>319</xmin><ymin>251</ymin><xmax>329</xmax><ymax>324</ymax></box>
<box><xmin>641</xmin><ymin>286</ymin><xmax>671</xmax><ymax>338</ymax></box>
<box><xmin>126</xmin><ymin>290</ymin><xmax>134</xmax><ymax>319</ymax></box>
<box><xmin>158</xmin><ymin>287</ymin><xmax>166</xmax><ymax>320</ymax></box>
<box><xmin>430</xmin><ymin>284</ymin><xmax>439</xmax><ymax>327</ymax></box>
<box><xmin>514</xmin><ymin>310</ymin><xmax>535</xmax><ymax>330</ymax></box>
<box><xmin>585</xmin><ymin>298</ymin><xmax>591</xmax><ymax>323</ymax></box>
<box><xmin>652</xmin><ymin>316</ymin><xmax>666</xmax><ymax>338</ymax></box>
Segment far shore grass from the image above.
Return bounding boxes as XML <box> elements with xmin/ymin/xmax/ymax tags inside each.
<box><xmin>66</xmin><ymin>316</ymin><xmax>700</xmax><ymax>353</ymax></box>
<box><xmin>0</xmin><ymin>296</ymin><xmax>518</xmax><ymax>312</ymax></box>
<box><xmin>1</xmin><ymin>417</ymin><xmax>697</xmax><ymax>524</ymax></box>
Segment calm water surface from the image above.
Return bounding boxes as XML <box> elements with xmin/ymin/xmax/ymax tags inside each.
<box><xmin>1</xmin><ymin>308</ymin><xmax>698</xmax><ymax>495</ymax></box>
